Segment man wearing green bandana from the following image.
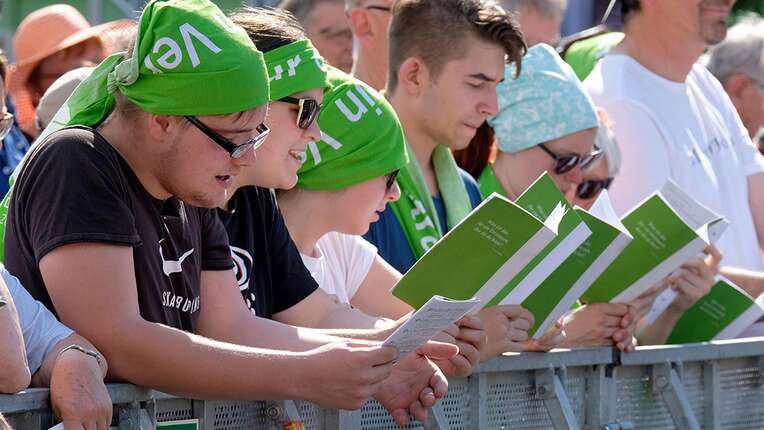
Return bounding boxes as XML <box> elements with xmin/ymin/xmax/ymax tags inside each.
<box><xmin>2</xmin><ymin>0</ymin><xmax>418</xmax><ymax>412</ymax></box>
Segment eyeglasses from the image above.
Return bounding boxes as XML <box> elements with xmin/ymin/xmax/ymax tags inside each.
<box><xmin>279</xmin><ymin>97</ymin><xmax>322</xmax><ymax>130</ymax></box>
<box><xmin>539</xmin><ymin>143</ymin><xmax>602</xmax><ymax>175</ymax></box>
<box><xmin>365</xmin><ymin>5</ymin><xmax>391</xmax><ymax>12</ymax></box>
<box><xmin>576</xmin><ymin>177</ymin><xmax>614</xmax><ymax>200</ymax></box>
<box><xmin>0</xmin><ymin>112</ymin><xmax>14</xmax><ymax>141</ymax></box>
<box><xmin>184</xmin><ymin>115</ymin><xmax>269</xmax><ymax>159</ymax></box>
<box><xmin>385</xmin><ymin>169</ymin><xmax>400</xmax><ymax>191</ymax></box>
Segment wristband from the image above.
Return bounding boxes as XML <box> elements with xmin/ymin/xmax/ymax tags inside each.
<box><xmin>57</xmin><ymin>344</ymin><xmax>106</xmax><ymax>376</ymax></box>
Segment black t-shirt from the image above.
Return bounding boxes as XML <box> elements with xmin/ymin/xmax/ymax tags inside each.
<box><xmin>4</xmin><ymin>127</ymin><xmax>233</xmax><ymax>333</ymax></box>
<box><xmin>217</xmin><ymin>186</ymin><xmax>317</xmax><ymax>319</ymax></box>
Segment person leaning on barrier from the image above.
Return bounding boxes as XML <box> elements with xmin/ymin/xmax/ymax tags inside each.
<box><xmin>2</xmin><ymin>0</ymin><xmax>453</xmax><ymax>415</ymax></box>
<box><xmin>0</xmin><ymin>264</ymin><xmax>111</xmax><ymax>428</ymax></box>
<box><xmin>278</xmin><ymin>0</ymin><xmax>353</xmax><ymax>73</ymax></box>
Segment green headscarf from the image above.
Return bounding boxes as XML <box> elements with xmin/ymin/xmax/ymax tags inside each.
<box><xmin>0</xmin><ymin>0</ymin><xmax>271</xmax><ymax>261</ymax></box>
<box><xmin>264</xmin><ymin>39</ymin><xmax>329</xmax><ymax>102</ymax></box>
<box><xmin>298</xmin><ymin>67</ymin><xmax>407</xmax><ymax>190</ymax></box>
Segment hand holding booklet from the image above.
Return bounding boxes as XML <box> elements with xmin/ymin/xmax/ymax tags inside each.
<box><xmin>383</xmin><ymin>295</ymin><xmax>480</xmax><ymax>359</ymax></box>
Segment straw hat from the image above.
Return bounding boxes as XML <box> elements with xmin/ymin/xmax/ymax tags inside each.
<box><xmin>6</xmin><ymin>4</ymin><xmax>135</xmax><ymax>136</ymax></box>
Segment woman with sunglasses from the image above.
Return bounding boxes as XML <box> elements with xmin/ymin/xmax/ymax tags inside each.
<box><xmin>572</xmin><ymin>109</ymin><xmax>620</xmax><ymax>210</ymax></box>
<box><xmin>454</xmin><ymin>44</ymin><xmax>649</xmax><ymax>351</ymax></box>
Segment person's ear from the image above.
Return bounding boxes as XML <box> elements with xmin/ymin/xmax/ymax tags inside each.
<box><xmin>724</xmin><ymin>73</ymin><xmax>754</xmax><ymax>104</ymax></box>
<box><xmin>397</xmin><ymin>57</ymin><xmax>430</xmax><ymax>96</ymax></box>
<box><xmin>146</xmin><ymin>114</ymin><xmax>181</xmax><ymax>143</ymax></box>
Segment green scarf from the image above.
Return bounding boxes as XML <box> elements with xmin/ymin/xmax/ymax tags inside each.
<box><xmin>264</xmin><ymin>39</ymin><xmax>329</xmax><ymax>102</ymax></box>
<box><xmin>0</xmin><ymin>0</ymin><xmax>271</xmax><ymax>260</ymax></box>
<box><xmin>298</xmin><ymin>67</ymin><xmax>407</xmax><ymax>190</ymax></box>
<box><xmin>478</xmin><ymin>164</ymin><xmax>507</xmax><ymax>199</ymax></box>
<box><xmin>390</xmin><ymin>144</ymin><xmax>473</xmax><ymax>260</ymax></box>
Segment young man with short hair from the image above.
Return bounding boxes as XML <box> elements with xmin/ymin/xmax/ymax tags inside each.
<box><xmin>3</xmin><ymin>0</ymin><xmax>452</xmax><ymax>416</ymax></box>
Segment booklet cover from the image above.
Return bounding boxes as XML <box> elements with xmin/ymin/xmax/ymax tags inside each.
<box><xmin>667</xmin><ymin>277</ymin><xmax>764</xmax><ymax>344</ymax></box>
<box><xmin>581</xmin><ymin>180</ymin><xmax>724</xmax><ymax>304</ymax></box>
<box><xmin>487</xmin><ymin>173</ymin><xmax>592</xmax><ymax>307</ymax></box>
<box><xmin>523</xmin><ymin>191</ymin><xmax>633</xmax><ymax>337</ymax></box>
<box><xmin>391</xmin><ymin>192</ymin><xmax>562</xmax><ymax>310</ymax></box>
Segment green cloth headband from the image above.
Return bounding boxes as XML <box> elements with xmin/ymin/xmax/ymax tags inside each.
<box><xmin>264</xmin><ymin>39</ymin><xmax>329</xmax><ymax>101</ymax></box>
<box><xmin>43</xmin><ymin>0</ymin><xmax>269</xmax><ymax>140</ymax></box>
<box><xmin>298</xmin><ymin>67</ymin><xmax>408</xmax><ymax>191</ymax></box>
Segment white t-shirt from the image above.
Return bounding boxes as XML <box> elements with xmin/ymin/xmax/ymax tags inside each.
<box><xmin>300</xmin><ymin>232</ymin><xmax>378</xmax><ymax>305</ymax></box>
<box><xmin>585</xmin><ymin>54</ymin><xmax>764</xmax><ymax>272</ymax></box>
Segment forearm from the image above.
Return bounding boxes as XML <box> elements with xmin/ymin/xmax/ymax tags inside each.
<box><xmin>98</xmin><ymin>319</ymin><xmax>314</xmax><ymax>400</ymax></box>
<box><xmin>721</xmin><ymin>266</ymin><xmax>764</xmax><ymax>298</ymax></box>
<box><xmin>636</xmin><ymin>307</ymin><xmax>683</xmax><ymax>346</ymax></box>
<box><xmin>0</xmin><ymin>288</ymin><xmax>30</xmax><ymax>393</ymax></box>
<box><xmin>314</xmin><ymin>305</ymin><xmax>398</xmax><ymax>331</ymax></box>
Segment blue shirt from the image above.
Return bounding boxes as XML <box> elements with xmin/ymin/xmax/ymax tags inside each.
<box><xmin>2</xmin><ymin>265</ymin><xmax>73</xmax><ymax>374</ymax></box>
<box><xmin>0</xmin><ymin>98</ymin><xmax>30</xmax><ymax>198</ymax></box>
<box><xmin>364</xmin><ymin>168</ymin><xmax>483</xmax><ymax>274</ymax></box>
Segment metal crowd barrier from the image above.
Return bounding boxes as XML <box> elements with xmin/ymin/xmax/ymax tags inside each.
<box><xmin>3</xmin><ymin>337</ymin><xmax>764</xmax><ymax>430</ymax></box>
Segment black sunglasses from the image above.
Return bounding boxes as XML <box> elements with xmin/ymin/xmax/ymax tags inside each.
<box><xmin>185</xmin><ymin>115</ymin><xmax>269</xmax><ymax>159</ymax></box>
<box><xmin>280</xmin><ymin>96</ymin><xmax>322</xmax><ymax>130</ymax></box>
<box><xmin>576</xmin><ymin>177</ymin><xmax>614</xmax><ymax>200</ymax></box>
<box><xmin>385</xmin><ymin>169</ymin><xmax>400</xmax><ymax>191</ymax></box>
<box><xmin>365</xmin><ymin>5</ymin><xmax>391</xmax><ymax>12</ymax></box>
<box><xmin>539</xmin><ymin>143</ymin><xmax>602</xmax><ymax>175</ymax></box>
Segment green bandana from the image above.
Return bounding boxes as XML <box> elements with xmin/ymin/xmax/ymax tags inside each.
<box><xmin>390</xmin><ymin>144</ymin><xmax>473</xmax><ymax>260</ymax></box>
<box><xmin>264</xmin><ymin>39</ymin><xmax>329</xmax><ymax>102</ymax></box>
<box><xmin>0</xmin><ymin>0</ymin><xmax>270</xmax><ymax>261</ymax></box>
<box><xmin>478</xmin><ymin>164</ymin><xmax>507</xmax><ymax>199</ymax></box>
<box><xmin>298</xmin><ymin>67</ymin><xmax>407</xmax><ymax>190</ymax></box>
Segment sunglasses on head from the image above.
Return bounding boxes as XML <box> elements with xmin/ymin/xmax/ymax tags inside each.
<box><xmin>0</xmin><ymin>112</ymin><xmax>14</xmax><ymax>140</ymax></box>
<box><xmin>539</xmin><ymin>143</ymin><xmax>602</xmax><ymax>175</ymax></box>
<box><xmin>576</xmin><ymin>177</ymin><xmax>614</xmax><ymax>200</ymax></box>
<box><xmin>185</xmin><ymin>115</ymin><xmax>270</xmax><ymax>159</ymax></box>
<box><xmin>385</xmin><ymin>169</ymin><xmax>400</xmax><ymax>191</ymax></box>
<box><xmin>280</xmin><ymin>96</ymin><xmax>322</xmax><ymax>130</ymax></box>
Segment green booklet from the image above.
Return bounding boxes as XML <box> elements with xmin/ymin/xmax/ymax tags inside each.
<box><xmin>523</xmin><ymin>190</ymin><xmax>633</xmax><ymax>337</ymax></box>
<box><xmin>582</xmin><ymin>180</ymin><xmax>726</xmax><ymax>304</ymax></box>
<box><xmin>391</xmin><ymin>193</ymin><xmax>564</xmax><ymax>309</ymax></box>
<box><xmin>486</xmin><ymin>173</ymin><xmax>592</xmax><ymax>308</ymax></box>
<box><xmin>667</xmin><ymin>277</ymin><xmax>764</xmax><ymax>344</ymax></box>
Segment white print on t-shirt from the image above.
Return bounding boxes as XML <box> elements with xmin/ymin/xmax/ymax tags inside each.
<box><xmin>230</xmin><ymin>245</ymin><xmax>253</xmax><ymax>291</ymax></box>
<box><xmin>161</xmin><ymin>291</ymin><xmax>200</xmax><ymax>314</ymax></box>
<box><xmin>158</xmin><ymin>239</ymin><xmax>194</xmax><ymax>277</ymax></box>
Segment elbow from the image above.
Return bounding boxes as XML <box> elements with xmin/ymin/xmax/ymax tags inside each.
<box><xmin>0</xmin><ymin>363</ymin><xmax>31</xmax><ymax>394</ymax></box>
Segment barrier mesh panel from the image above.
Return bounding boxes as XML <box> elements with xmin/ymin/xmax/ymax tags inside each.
<box><xmin>440</xmin><ymin>377</ymin><xmax>472</xmax><ymax>429</ymax></box>
<box><xmin>295</xmin><ymin>400</ymin><xmax>324</xmax><ymax>429</ymax></box>
<box><xmin>155</xmin><ymin>398</ymin><xmax>194</xmax><ymax>422</ymax></box>
<box><xmin>359</xmin><ymin>399</ymin><xmax>425</xmax><ymax>430</ymax></box>
<box><xmin>615</xmin><ymin>366</ymin><xmax>674</xmax><ymax>429</ymax></box>
<box><xmin>484</xmin><ymin>371</ymin><xmax>554</xmax><ymax>429</ymax></box>
<box><xmin>719</xmin><ymin>358</ymin><xmax>764</xmax><ymax>429</ymax></box>
<box><xmin>682</xmin><ymin>363</ymin><xmax>705</xmax><ymax>426</ymax></box>
<box><xmin>564</xmin><ymin>369</ymin><xmax>587</xmax><ymax>427</ymax></box>
<box><xmin>209</xmin><ymin>400</ymin><xmax>270</xmax><ymax>429</ymax></box>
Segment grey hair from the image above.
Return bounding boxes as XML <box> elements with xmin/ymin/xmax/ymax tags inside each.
<box><xmin>499</xmin><ymin>0</ymin><xmax>567</xmax><ymax>17</ymax></box>
<box><xmin>707</xmin><ymin>15</ymin><xmax>764</xmax><ymax>85</ymax></box>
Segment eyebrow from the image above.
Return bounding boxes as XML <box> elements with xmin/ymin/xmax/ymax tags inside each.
<box><xmin>467</xmin><ymin>73</ymin><xmax>500</xmax><ymax>83</ymax></box>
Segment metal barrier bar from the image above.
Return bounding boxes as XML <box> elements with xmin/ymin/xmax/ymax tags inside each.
<box><xmin>1</xmin><ymin>339</ymin><xmax>763</xmax><ymax>430</ymax></box>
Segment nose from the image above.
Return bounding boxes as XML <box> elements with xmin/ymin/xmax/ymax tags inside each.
<box><xmin>387</xmin><ymin>181</ymin><xmax>401</xmax><ymax>202</ymax></box>
<box><xmin>305</xmin><ymin>118</ymin><xmax>322</xmax><ymax>143</ymax></box>
<box><xmin>232</xmin><ymin>146</ymin><xmax>257</xmax><ymax>167</ymax></box>
<box><xmin>480</xmin><ymin>90</ymin><xmax>499</xmax><ymax>118</ymax></box>
<box><xmin>564</xmin><ymin>165</ymin><xmax>585</xmax><ymax>186</ymax></box>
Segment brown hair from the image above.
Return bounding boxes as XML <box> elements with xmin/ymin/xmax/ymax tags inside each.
<box><xmin>387</xmin><ymin>0</ymin><xmax>526</xmax><ymax>93</ymax></box>
<box><xmin>229</xmin><ymin>7</ymin><xmax>307</xmax><ymax>53</ymax></box>
<box><xmin>453</xmin><ymin>121</ymin><xmax>497</xmax><ymax>178</ymax></box>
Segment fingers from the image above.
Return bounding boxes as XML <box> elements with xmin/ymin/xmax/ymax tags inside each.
<box><xmin>704</xmin><ymin>245</ymin><xmax>722</xmax><ymax>271</ymax></box>
<box><xmin>365</xmin><ymin>345</ymin><xmax>398</xmax><ymax>366</ymax></box>
<box><xmin>415</xmin><ymin>341</ymin><xmax>459</xmax><ymax>361</ymax></box>
<box><xmin>418</xmin><ymin>386</ymin><xmax>437</xmax><ymax>408</ymax></box>
<box><xmin>457</xmin><ymin>314</ymin><xmax>484</xmax><ymax>331</ymax></box>
<box><xmin>497</xmin><ymin>305</ymin><xmax>534</xmax><ymax>325</ymax></box>
<box><xmin>391</xmin><ymin>408</ymin><xmax>411</xmax><ymax>427</ymax></box>
<box><xmin>428</xmin><ymin>367</ymin><xmax>449</xmax><ymax>399</ymax></box>
<box><xmin>456</xmin><ymin>326</ymin><xmax>487</xmax><ymax>351</ymax></box>
<box><xmin>597</xmin><ymin>303</ymin><xmax>630</xmax><ymax>317</ymax></box>
<box><xmin>443</xmin><ymin>323</ymin><xmax>460</xmax><ymax>339</ymax></box>
<box><xmin>410</xmin><ymin>400</ymin><xmax>427</xmax><ymax>424</ymax></box>
<box><xmin>455</xmin><ymin>339</ymin><xmax>480</xmax><ymax>368</ymax></box>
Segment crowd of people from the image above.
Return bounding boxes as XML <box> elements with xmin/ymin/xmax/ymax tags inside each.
<box><xmin>0</xmin><ymin>0</ymin><xmax>762</xmax><ymax>429</ymax></box>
